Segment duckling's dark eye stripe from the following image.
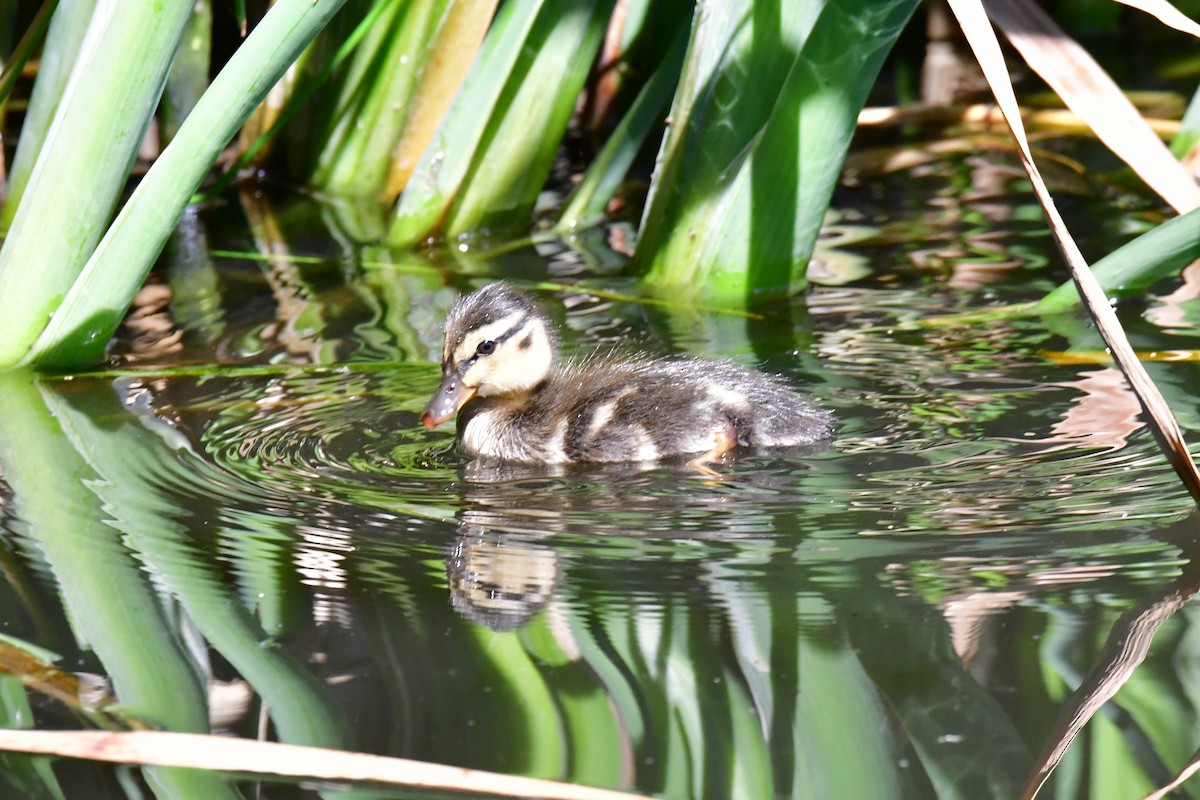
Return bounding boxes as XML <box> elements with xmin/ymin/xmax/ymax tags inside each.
<box><xmin>449</xmin><ymin>312</ymin><xmax>534</xmax><ymax>373</ymax></box>
<box><xmin>460</xmin><ymin>315</ymin><xmax>533</xmax><ymax>360</ymax></box>
<box><xmin>467</xmin><ymin>312</ymin><xmax>531</xmax><ymax>345</ymax></box>
<box><xmin>452</xmin><ymin>312</ymin><xmax>530</xmax><ymax>354</ymax></box>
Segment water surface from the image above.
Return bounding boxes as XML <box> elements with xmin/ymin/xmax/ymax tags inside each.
<box><xmin>1</xmin><ymin>144</ymin><xmax>1199</xmax><ymax>799</ymax></box>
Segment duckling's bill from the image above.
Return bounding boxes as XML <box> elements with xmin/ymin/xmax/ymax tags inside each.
<box><xmin>421</xmin><ymin>373</ymin><xmax>477</xmax><ymax>429</ymax></box>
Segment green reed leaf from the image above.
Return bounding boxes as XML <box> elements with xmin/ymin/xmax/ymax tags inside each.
<box><xmin>40</xmin><ymin>376</ymin><xmax>349</xmax><ymax>750</ymax></box>
<box><xmin>463</xmin><ymin>626</ymin><xmax>564</xmax><ymax>777</ymax></box>
<box><xmin>386</xmin><ymin>0</ymin><xmax>543</xmax><ymax>245</ymax></box>
<box><xmin>439</xmin><ymin>0</ymin><xmax>615</xmax><ymax>239</ymax></box>
<box><xmin>203</xmin><ymin>0</ymin><xmax>392</xmax><ymax>203</ymax></box>
<box><xmin>1171</xmin><ymin>85</ymin><xmax>1200</xmax><ymax>158</ymax></box>
<box><xmin>521</xmin><ymin>617</ymin><xmax>625</xmax><ymax>787</ymax></box>
<box><xmin>554</xmin><ymin>28</ymin><xmax>687</xmax><ymax>234</ymax></box>
<box><xmin>1038</xmin><ymin>207</ymin><xmax>1200</xmax><ymax>313</ymax></box>
<box><xmin>383</xmin><ymin>0</ymin><xmax>500</xmax><ymax>203</ymax></box>
<box><xmin>636</xmin><ymin>0</ymin><xmax>918</xmax><ymax>305</ymax></box>
<box><xmin>26</xmin><ymin>0</ymin><xmax>348</xmax><ymax>370</ymax></box>
<box><xmin>0</xmin><ymin>0</ymin><xmax>58</xmax><ymax>108</ymax></box>
<box><xmin>0</xmin><ymin>675</ymin><xmax>64</xmax><ymax>800</ymax></box>
<box><xmin>0</xmin><ymin>371</ymin><xmax>239</xmax><ymax>799</ymax></box>
<box><xmin>309</xmin><ymin>0</ymin><xmax>450</xmax><ymax>197</ymax></box>
<box><xmin>1</xmin><ymin>0</ymin><xmax>94</xmax><ymax>233</ymax></box>
<box><xmin>388</xmin><ymin>0</ymin><xmax>615</xmax><ymax>245</ymax></box>
<box><xmin>160</xmin><ymin>0</ymin><xmax>211</xmax><ymax>146</ymax></box>
<box><xmin>0</xmin><ymin>0</ymin><xmax>193</xmax><ymax>368</ymax></box>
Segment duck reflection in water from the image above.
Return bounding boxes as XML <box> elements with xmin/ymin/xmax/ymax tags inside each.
<box><xmin>444</xmin><ymin>459</ymin><xmax>687</xmax><ymax>632</ymax></box>
<box><xmin>447</xmin><ymin>522</ymin><xmax>559</xmax><ymax>633</ymax></box>
<box><xmin>443</xmin><ymin>452</ymin><xmax>833</xmax><ymax>632</ymax></box>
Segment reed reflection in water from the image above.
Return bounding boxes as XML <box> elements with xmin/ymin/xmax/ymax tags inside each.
<box><xmin>0</xmin><ymin>357</ymin><xmax>1195</xmax><ymax>798</ymax></box>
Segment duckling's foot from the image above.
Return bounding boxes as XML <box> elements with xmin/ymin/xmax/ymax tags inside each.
<box><xmin>686</xmin><ymin>421</ymin><xmax>737</xmax><ymax>476</ymax></box>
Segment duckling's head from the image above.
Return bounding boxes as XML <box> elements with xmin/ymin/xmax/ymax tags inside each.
<box><xmin>422</xmin><ymin>283</ymin><xmax>557</xmax><ymax>429</ymax></box>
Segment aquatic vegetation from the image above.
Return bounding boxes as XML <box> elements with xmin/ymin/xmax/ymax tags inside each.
<box><xmin>0</xmin><ymin>3</ymin><xmax>1197</xmax><ymax>798</ymax></box>
<box><xmin>0</xmin><ymin>0</ymin><xmax>1193</xmax><ymax>367</ymax></box>
<box><xmin>0</xmin><ymin>0</ymin><xmax>910</xmax><ymax>367</ymax></box>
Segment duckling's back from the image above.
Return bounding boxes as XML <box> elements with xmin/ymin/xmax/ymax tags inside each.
<box><xmin>528</xmin><ymin>356</ymin><xmax>833</xmax><ymax>463</ymax></box>
<box><xmin>644</xmin><ymin>358</ymin><xmax>833</xmax><ymax>449</ymax></box>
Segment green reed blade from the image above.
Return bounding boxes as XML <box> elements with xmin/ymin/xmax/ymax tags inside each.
<box><xmin>386</xmin><ymin>0</ymin><xmax>543</xmax><ymax>245</ymax></box>
<box><xmin>848</xmin><ymin>589</ymin><xmax>1031</xmax><ymax>799</ymax></box>
<box><xmin>462</xmin><ymin>625</ymin><xmax>564</xmax><ymax>777</ymax></box>
<box><xmin>310</xmin><ymin>0</ymin><xmax>449</xmax><ymax>197</ymax></box>
<box><xmin>1088</xmin><ymin>719</ymin><xmax>1156</xmax><ymax>799</ymax></box>
<box><xmin>635</xmin><ymin>0</ymin><xmax>918</xmax><ymax>305</ymax></box>
<box><xmin>791</xmin><ymin>612</ymin><xmax>900</xmax><ymax>798</ymax></box>
<box><xmin>203</xmin><ymin>0</ymin><xmax>392</xmax><ymax>203</ymax></box>
<box><xmin>382</xmin><ymin>0</ymin><xmax>499</xmax><ymax>202</ymax></box>
<box><xmin>1112</xmin><ymin>653</ymin><xmax>1196</xmax><ymax>776</ymax></box>
<box><xmin>0</xmin><ymin>0</ymin><xmax>58</xmax><ymax>107</ymax></box>
<box><xmin>0</xmin><ymin>372</ymin><xmax>239</xmax><ymax>800</ymax></box>
<box><xmin>40</xmin><ymin>377</ymin><xmax>349</xmax><ymax>750</ymax></box>
<box><xmin>1038</xmin><ymin>206</ymin><xmax>1200</xmax><ymax>313</ymax></box>
<box><xmin>27</xmin><ymin>0</ymin><xmax>348</xmax><ymax>370</ymax></box>
<box><xmin>0</xmin><ymin>677</ymin><xmax>64</xmax><ymax>800</ymax></box>
<box><xmin>0</xmin><ymin>0</ymin><xmax>193</xmax><ymax>370</ymax></box>
<box><xmin>160</xmin><ymin>0</ymin><xmax>211</xmax><ymax>146</ymax></box>
<box><xmin>520</xmin><ymin>617</ymin><xmax>624</xmax><ymax>787</ymax></box>
<box><xmin>1171</xmin><ymin>85</ymin><xmax>1200</xmax><ymax>159</ymax></box>
<box><xmin>0</xmin><ymin>0</ymin><xmax>94</xmax><ymax>233</ymax></box>
<box><xmin>436</xmin><ymin>0</ymin><xmax>616</xmax><ymax>240</ymax></box>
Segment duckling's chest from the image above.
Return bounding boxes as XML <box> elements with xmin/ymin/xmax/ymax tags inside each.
<box><xmin>459</xmin><ymin>408</ymin><xmax>505</xmax><ymax>458</ymax></box>
<box><xmin>459</xmin><ymin>407</ymin><xmax>569</xmax><ymax>462</ymax></box>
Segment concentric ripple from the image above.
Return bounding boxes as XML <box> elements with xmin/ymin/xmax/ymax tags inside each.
<box><xmin>159</xmin><ymin>367</ymin><xmax>459</xmax><ymax>512</ymax></box>
<box><xmin>129</xmin><ymin>349</ymin><xmax>1196</xmax><ymax>553</ymax></box>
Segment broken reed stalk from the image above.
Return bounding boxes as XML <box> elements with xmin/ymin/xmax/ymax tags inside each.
<box><xmin>0</xmin><ymin>729</ymin><xmax>654</xmax><ymax>800</ymax></box>
<box><xmin>946</xmin><ymin>0</ymin><xmax>1200</xmax><ymax>507</ymax></box>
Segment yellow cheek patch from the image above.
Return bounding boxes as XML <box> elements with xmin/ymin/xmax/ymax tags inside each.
<box><xmin>481</xmin><ymin>332</ymin><xmax>553</xmax><ymax>396</ymax></box>
<box><xmin>467</xmin><ymin>345</ymin><xmax>525</xmax><ymax>395</ymax></box>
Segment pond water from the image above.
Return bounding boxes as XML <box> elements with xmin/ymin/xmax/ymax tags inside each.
<box><xmin>2</xmin><ymin>138</ymin><xmax>1200</xmax><ymax>799</ymax></box>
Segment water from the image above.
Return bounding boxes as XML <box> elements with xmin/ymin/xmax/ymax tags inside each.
<box><xmin>1</xmin><ymin>146</ymin><xmax>1200</xmax><ymax>799</ymax></box>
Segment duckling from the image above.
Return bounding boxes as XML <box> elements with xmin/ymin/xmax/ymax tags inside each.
<box><xmin>421</xmin><ymin>282</ymin><xmax>833</xmax><ymax>465</ymax></box>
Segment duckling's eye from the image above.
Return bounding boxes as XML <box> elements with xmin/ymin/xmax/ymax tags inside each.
<box><xmin>476</xmin><ymin>340</ymin><xmax>496</xmax><ymax>356</ymax></box>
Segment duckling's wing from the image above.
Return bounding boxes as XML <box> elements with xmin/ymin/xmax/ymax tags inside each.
<box><xmin>547</xmin><ymin>357</ymin><xmax>832</xmax><ymax>460</ymax></box>
<box><xmin>686</xmin><ymin>360</ymin><xmax>834</xmax><ymax>447</ymax></box>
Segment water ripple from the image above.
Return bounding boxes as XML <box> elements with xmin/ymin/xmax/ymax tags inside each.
<box><xmin>127</xmin><ymin>359</ymin><xmax>1194</xmax><ymax>551</ymax></box>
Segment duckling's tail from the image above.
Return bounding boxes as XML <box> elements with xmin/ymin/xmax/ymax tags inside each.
<box><xmin>745</xmin><ymin>396</ymin><xmax>835</xmax><ymax>448</ymax></box>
